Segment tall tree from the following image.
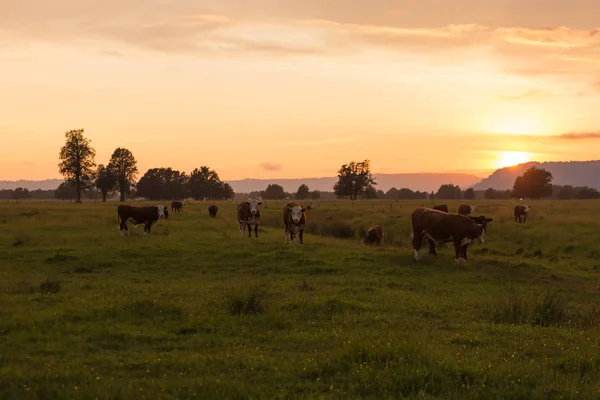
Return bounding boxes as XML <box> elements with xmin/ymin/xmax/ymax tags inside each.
<box><xmin>463</xmin><ymin>188</ymin><xmax>476</xmax><ymax>200</ymax></box>
<box><xmin>188</xmin><ymin>166</ymin><xmax>220</xmax><ymax>200</ymax></box>
<box><xmin>310</xmin><ymin>190</ymin><xmax>321</xmax><ymax>200</ymax></box>
<box><xmin>136</xmin><ymin>168</ymin><xmax>188</xmax><ymax>200</ymax></box>
<box><xmin>513</xmin><ymin>167</ymin><xmax>553</xmax><ymax>199</ymax></box>
<box><xmin>58</xmin><ymin>129</ymin><xmax>96</xmax><ymax>203</ymax></box>
<box><xmin>108</xmin><ymin>148</ymin><xmax>138</xmax><ymax>202</ymax></box>
<box><xmin>95</xmin><ymin>164</ymin><xmax>117</xmax><ymax>202</ymax></box>
<box><xmin>55</xmin><ymin>181</ymin><xmax>77</xmax><ymax>200</ymax></box>
<box><xmin>11</xmin><ymin>187</ymin><xmax>31</xmax><ymax>200</ymax></box>
<box><xmin>435</xmin><ymin>184</ymin><xmax>462</xmax><ymax>200</ymax></box>
<box><xmin>333</xmin><ymin>160</ymin><xmax>376</xmax><ymax>200</ymax></box>
<box><xmin>295</xmin><ymin>184</ymin><xmax>310</xmax><ymax>200</ymax></box>
<box><xmin>264</xmin><ymin>184</ymin><xmax>286</xmax><ymax>200</ymax></box>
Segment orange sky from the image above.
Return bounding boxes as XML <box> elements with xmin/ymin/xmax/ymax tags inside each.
<box><xmin>1</xmin><ymin>0</ymin><xmax>599</xmax><ymax>180</ymax></box>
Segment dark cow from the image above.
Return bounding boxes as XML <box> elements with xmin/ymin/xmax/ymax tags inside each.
<box><xmin>163</xmin><ymin>206</ymin><xmax>169</xmax><ymax>219</ymax></box>
<box><xmin>458</xmin><ymin>204</ymin><xmax>475</xmax><ymax>216</ymax></box>
<box><xmin>208</xmin><ymin>205</ymin><xmax>218</xmax><ymax>218</ymax></box>
<box><xmin>514</xmin><ymin>204</ymin><xmax>530</xmax><ymax>223</ymax></box>
<box><xmin>411</xmin><ymin>208</ymin><xmax>487</xmax><ymax>262</ymax></box>
<box><xmin>283</xmin><ymin>201</ymin><xmax>307</xmax><ymax>244</ymax></box>
<box><xmin>237</xmin><ymin>198</ymin><xmax>262</xmax><ymax>238</ymax></box>
<box><xmin>362</xmin><ymin>225</ymin><xmax>384</xmax><ymax>245</ymax></box>
<box><xmin>171</xmin><ymin>201</ymin><xmax>183</xmax><ymax>213</ymax></box>
<box><xmin>433</xmin><ymin>204</ymin><xmax>448</xmax><ymax>213</ymax></box>
<box><xmin>117</xmin><ymin>205</ymin><xmax>166</xmax><ymax>235</ymax></box>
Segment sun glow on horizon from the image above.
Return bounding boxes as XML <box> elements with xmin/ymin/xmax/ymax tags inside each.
<box><xmin>495</xmin><ymin>151</ymin><xmax>532</xmax><ymax>169</ymax></box>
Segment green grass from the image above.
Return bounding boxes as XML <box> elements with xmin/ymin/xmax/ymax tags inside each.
<box><xmin>1</xmin><ymin>199</ymin><xmax>600</xmax><ymax>399</ymax></box>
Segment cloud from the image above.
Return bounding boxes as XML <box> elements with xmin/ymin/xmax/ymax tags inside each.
<box><xmin>555</xmin><ymin>132</ymin><xmax>600</xmax><ymax>140</ymax></box>
<box><xmin>259</xmin><ymin>162</ymin><xmax>282</xmax><ymax>171</ymax></box>
<box><xmin>497</xmin><ymin>90</ymin><xmax>552</xmax><ymax>101</ymax></box>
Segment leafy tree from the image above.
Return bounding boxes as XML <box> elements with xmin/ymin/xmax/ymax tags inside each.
<box><xmin>513</xmin><ymin>166</ymin><xmax>553</xmax><ymax>199</ymax></box>
<box><xmin>310</xmin><ymin>190</ymin><xmax>321</xmax><ymax>200</ymax></box>
<box><xmin>264</xmin><ymin>184</ymin><xmax>286</xmax><ymax>200</ymax></box>
<box><xmin>215</xmin><ymin>182</ymin><xmax>235</xmax><ymax>200</ymax></box>
<box><xmin>295</xmin><ymin>184</ymin><xmax>310</xmax><ymax>200</ymax></box>
<box><xmin>463</xmin><ymin>188</ymin><xmax>476</xmax><ymax>200</ymax></box>
<box><xmin>435</xmin><ymin>184</ymin><xmax>462</xmax><ymax>200</ymax></box>
<box><xmin>385</xmin><ymin>187</ymin><xmax>399</xmax><ymax>199</ymax></box>
<box><xmin>55</xmin><ymin>182</ymin><xmax>77</xmax><ymax>200</ymax></box>
<box><xmin>484</xmin><ymin>188</ymin><xmax>497</xmax><ymax>199</ymax></box>
<box><xmin>557</xmin><ymin>185</ymin><xmax>575</xmax><ymax>200</ymax></box>
<box><xmin>108</xmin><ymin>148</ymin><xmax>138</xmax><ymax>202</ymax></box>
<box><xmin>376</xmin><ymin>190</ymin><xmax>385</xmax><ymax>199</ymax></box>
<box><xmin>95</xmin><ymin>164</ymin><xmax>117</xmax><ymax>202</ymax></box>
<box><xmin>188</xmin><ymin>166</ymin><xmax>220</xmax><ymax>200</ymax></box>
<box><xmin>429</xmin><ymin>191</ymin><xmax>435</xmax><ymax>200</ymax></box>
<box><xmin>333</xmin><ymin>160</ymin><xmax>376</xmax><ymax>200</ymax></box>
<box><xmin>363</xmin><ymin>186</ymin><xmax>378</xmax><ymax>199</ymax></box>
<box><xmin>575</xmin><ymin>186</ymin><xmax>600</xmax><ymax>199</ymax></box>
<box><xmin>137</xmin><ymin>168</ymin><xmax>188</xmax><ymax>200</ymax></box>
<box><xmin>58</xmin><ymin>129</ymin><xmax>96</xmax><ymax>203</ymax></box>
<box><xmin>11</xmin><ymin>187</ymin><xmax>31</xmax><ymax>200</ymax></box>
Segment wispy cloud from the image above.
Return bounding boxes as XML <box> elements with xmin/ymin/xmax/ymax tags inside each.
<box><xmin>259</xmin><ymin>162</ymin><xmax>282</xmax><ymax>171</ymax></box>
<box><xmin>497</xmin><ymin>89</ymin><xmax>551</xmax><ymax>101</ymax></box>
<box><xmin>555</xmin><ymin>132</ymin><xmax>600</xmax><ymax>140</ymax></box>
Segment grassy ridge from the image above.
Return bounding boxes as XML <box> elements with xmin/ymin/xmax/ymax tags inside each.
<box><xmin>1</xmin><ymin>199</ymin><xmax>600</xmax><ymax>399</ymax></box>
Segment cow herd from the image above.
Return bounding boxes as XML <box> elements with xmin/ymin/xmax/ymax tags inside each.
<box><xmin>116</xmin><ymin>200</ymin><xmax>531</xmax><ymax>263</ymax></box>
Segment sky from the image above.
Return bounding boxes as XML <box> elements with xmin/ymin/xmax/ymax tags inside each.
<box><xmin>1</xmin><ymin>0</ymin><xmax>599</xmax><ymax>181</ymax></box>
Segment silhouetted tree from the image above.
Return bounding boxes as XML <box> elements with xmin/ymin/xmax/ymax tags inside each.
<box><xmin>333</xmin><ymin>160</ymin><xmax>376</xmax><ymax>200</ymax></box>
<box><xmin>557</xmin><ymin>185</ymin><xmax>575</xmax><ymax>200</ymax></box>
<box><xmin>429</xmin><ymin>192</ymin><xmax>435</xmax><ymax>200</ymax></box>
<box><xmin>215</xmin><ymin>182</ymin><xmax>235</xmax><ymax>200</ymax></box>
<box><xmin>463</xmin><ymin>188</ymin><xmax>476</xmax><ymax>200</ymax></box>
<box><xmin>484</xmin><ymin>188</ymin><xmax>497</xmax><ymax>199</ymax></box>
<box><xmin>435</xmin><ymin>184</ymin><xmax>462</xmax><ymax>200</ymax></box>
<box><xmin>385</xmin><ymin>187</ymin><xmax>399</xmax><ymax>199</ymax></box>
<box><xmin>187</xmin><ymin>166</ymin><xmax>220</xmax><ymax>200</ymax></box>
<box><xmin>363</xmin><ymin>186</ymin><xmax>378</xmax><ymax>199</ymax></box>
<box><xmin>11</xmin><ymin>187</ymin><xmax>31</xmax><ymax>200</ymax></box>
<box><xmin>295</xmin><ymin>184</ymin><xmax>310</xmax><ymax>200</ymax></box>
<box><xmin>513</xmin><ymin>166</ymin><xmax>553</xmax><ymax>199</ymax></box>
<box><xmin>264</xmin><ymin>184</ymin><xmax>286</xmax><ymax>200</ymax></box>
<box><xmin>95</xmin><ymin>164</ymin><xmax>117</xmax><ymax>202</ymax></box>
<box><xmin>310</xmin><ymin>190</ymin><xmax>321</xmax><ymax>200</ymax></box>
<box><xmin>376</xmin><ymin>190</ymin><xmax>385</xmax><ymax>199</ymax></box>
<box><xmin>108</xmin><ymin>148</ymin><xmax>138</xmax><ymax>202</ymax></box>
<box><xmin>58</xmin><ymin>129</ymin><xmax>96</xmax><ymax>203</ymax></box>
<box><xmin>137</xmin><ymin>168</ymin><xmax>188</xmax><ymax>200</ymax></box>
<box><xmin>55</xmin><ymin>182</ymin><xmax>77</xmax><ymax>200</ymax></box>
<box><xmin>575</xmin><ymin>186</ymin><xmax>600</xmax><ymax>199</ymax></box>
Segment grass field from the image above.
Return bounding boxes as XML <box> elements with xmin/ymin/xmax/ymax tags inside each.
<box><xmin>2</xmin><ymin>199</ymin><xmax>600</xmax><ymax>399</ymax></box>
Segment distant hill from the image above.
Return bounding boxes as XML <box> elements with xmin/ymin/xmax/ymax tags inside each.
<box><xmin>0</xmin><ymin>179</ymin><xmax>63</xmax><ymax>190</ymax></box>
<box><xmin>472</xmin><ymin>161</ymin><xmax>600</xmax><ymax>190</ymax></box>
<box><xmin>227</xmin><ymin>173</ymin><xmax>481</xmax><ymax>194</ymax></box>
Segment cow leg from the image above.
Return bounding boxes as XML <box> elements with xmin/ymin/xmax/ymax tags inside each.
<box><xmin>239</xmin><ymin>223</ymin><xmax>245</xmax><ymax>237</ymax></box>
<box><xmin>428</xmin><ymin>237</ymin><xmax>437</xmax><ymax>256</ymax></box>
<box><xmin>462</xmin><ymin>244</ymin><xmax>468</xmax><ymax>260</ymax></box>
<box><xmin>120</xmin><ymin>220</ymin><xmax>129</xmax><ymax>235</ymax></box>
<box><xmin>247</xmin><ymin>224</ymin><xmax>252</xmax><ymax>238</ymax></box>
<box><xmin>299</xmin><ymin>230</ymin><xmax>304</xmax><ymax>245</ymax></box>
<box><xmin>254</xmin><ymin>224</ymin><xmax>259</xmax><ymax>238</ymax></box>
<box><xmin>412</xmin><ymin>229</ymin><xmax>423</xmax><ymax>261</ymax></box>
<box><xmin>145</xmin><ymin>222</ymin><xmax>152</xmax><ymax>235</ymax></box>
<box><xmin>453</xmin><ymin>239</ymin><xmax>465</xmax><ymax>263</ymax></box>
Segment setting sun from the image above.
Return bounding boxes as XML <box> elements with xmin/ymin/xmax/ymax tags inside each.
<box><xmin>495</xmin><ymin>151</ymin><xmax>532</xmax><ymax>169</ymax></box>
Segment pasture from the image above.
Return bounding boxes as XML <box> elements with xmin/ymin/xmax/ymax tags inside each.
<box><xmin>1</xmin><ymin>199</ymin><xmax>600</xmax><ymax>399</ymax></box>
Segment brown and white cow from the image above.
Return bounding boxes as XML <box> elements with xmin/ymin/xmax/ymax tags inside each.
<box><xmin>283</xmin><ymin>201</ymin><xmax>307</xmax><ymax>244</ymax></box>
<box><xmin>514</xmin><ymin>204</ymin><xmax>530</xmax><ymax>223</ymax></box>
<box><xmin>237</xmin><ymin>198</ymin><xmax>262</xmax><ymax>238</ymax></box>
<box><xmin>411</xmin><ymin>208</ymin><xmax>486</xmax><ymax>262</ymax></box>
<box><xmin>458</xmin><ymin>204</ymin><xmax>475</xmax><ymax>216</ymax></box>
<box><xmin>171</xmin><ymin>201</ymin><xmax>183</xmax><ymax>213</ymax></box>
<box><xmin>362</xmin><ymin>225</ymin><xmax>384</xmax><ymax>245</ymax></box>
<box><xmin>208</xmin><ymin>205</ymin><xmax>218</xmax><ymax>218</ymax></box>
<box><xmin>433</xmin><ymin>204</ymin><xmax>448</xmax><ymax>213</ymax></box>
<box><xmin>117</xmin><ymin>205</ymin><xmax>166</xmax><ymax>235</ymax></box>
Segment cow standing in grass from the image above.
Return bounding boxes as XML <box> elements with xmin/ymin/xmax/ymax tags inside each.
<box><xmin>208</xmin><ymin>205</ymin><xmax>218</xmax><ymax>218</ymax></box>
<box><xmin>411</xmin><ymin>208</ymin><xmax>487</xmax><ymax>262</ymax></box>
<box><xmin>362</xmin><ymin>225</ymin><xmax>384</xmax><ymax>245</ymax></box>
<box><xmin>283</xmin><ymin>201</ymin><xmax>307</xmax><ymax>244</ymax></box>
<box><xmin>237</xmin><ymin>198</ymin><xmax>262</xmax><ymax>238</ymax></box>
<box><xmin>458</xmin><ymin>204</ymin><xmax>475</xmax><ymax>216</ymax></box>
<box><xmin>514</xmin><ymin>205</ymin><xmax>530</xmax><ymax>223</ymax></box>
<box><xmin>171</xmin><ymin>201</ymin><xmax>183</xmax><ymax>213</ymax></box>
<box><xmin>433</xmin><ymin>204</ymin><xmax>448</xmax><ymax>213</ymax></box>
<box><xmin>117</xmin><ymin>205</ymin><xmax>166</xmax><ymax>235</ymax></box>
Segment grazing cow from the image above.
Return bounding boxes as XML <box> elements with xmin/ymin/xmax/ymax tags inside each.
<box><xmin>237</xmin><ymin>198</ymin><xmax>262</xmax><ymax>238</ymax></box>
<box><xmin>433</xmin><ymin>204</ymin><xmax>448</xmax><ymax>213</ymax></box>
<box><xmin>362</xmin><ymin>225</ymin><xmax>384</xmax><ymax>245</ymax></box>
<box><xmin>458</xmin><ymin>204</ymin><xmax>475</xmax><ymax>216</ymax></box>
<box><xmin>171</xmin><ymin>201</ymin><xmax>183</xmax><ymax>213</ymax></box>
<box><xmin>514</xmin><ymin>205</ymin><xmax>530</xmax><ymax>223</ymax></box>
<box><xmin>283</xmin><ymin>201</ymin><xmax>307</xmax><ymax>244</ymax></box>
<box><xmin>117</xmin><ymin>205</ymin><xmax>166</xmax><ymax>235</ymax></box>
<box><xmin>411</xmin><ymin>208</ymin><xmax>486</xmax><ymax>262</ymax></box>
<box><xmin>163</xmin><ymin>206</ymin><xmax>169</xmax><ymax>219</ymax></box>
<box><xmin>208</xmin><ymin>205</ymin><xmax>218</xmax><ymax>218</ymax></box>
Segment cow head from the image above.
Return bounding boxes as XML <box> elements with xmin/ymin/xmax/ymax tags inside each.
<box><xmin>246</xmin><ymin>198</ymin><xmax>263</xmax><ymax>215</ymax></box>
<box><xmin>469</xmin><ymin>205</ymin><xmax>475</xmax><ymax>214</ymax></box>
<box><xmin>289</xmin><ymin>205</ymin><xmax>306</xmax><ymax>224</ymax></box>
<box><xmin>523</xmin><ymin>205</ymin><xmax>530</xmax><ymax>213</ymax></box>
<box><xmin>156</xmin><ymin>205</ymin><xmax>166</xmax><ymax>219</ymax></box>
<box><xmin>470</xmin><ymin>216</ymin><xmax>494</xmax><ymax>233</ymax></box>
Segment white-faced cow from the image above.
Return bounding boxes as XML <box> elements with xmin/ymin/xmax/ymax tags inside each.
<box><xmin>433</xmin><ymin>204</ymin><xmax>448</xmax><ymax>213</ymax></box>
<box><xmin>458</xmin><ymin>204</ymin><xmax>475</xmax><ymax>216</ymax></box>
<box><xmin>171</xmin><ymin>201</ymin><xmax>183</xmax><ymax>213</ymax></box>
<box><xmin>411</xmin><ymin>208</ymin><xmax>487</xmax><ymax>262</ymax></box>
<box><xmin>514</xmin><ymin>204</ymin><xmax>530</xmax><ymax>223</ymax></box>
<box><xmin>362</xmin><ymin>225</ymin><xmax>384</xmax><ymax>245</ymax></box>
<box><xmin>117</xmin><ymin>205</ymin><xmax>166</xmax><ymax>235</ymax></box>
<box><xmin>208</xmin><ymin>205</ymin><xmax>218</xmax><ymax>218</ymax></box>
<box><xmin>237</xmin><ymin>198</ymin><xmax>262</xmax><ymax>238</ymax></box>
<box><xmin>283</xmin><ymin>201</ymin><xmax>307</xmax><ymax>244</ymax></box>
